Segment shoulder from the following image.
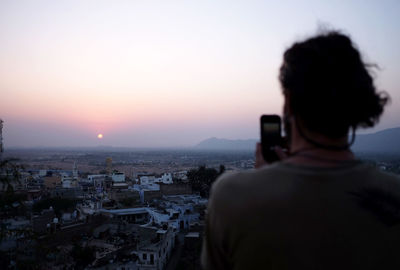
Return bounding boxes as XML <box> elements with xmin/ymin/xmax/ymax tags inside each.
<box><xmin>358</xmin><ymin>166</ymin><xmax>400</xmax><ymax>194</ymax></box>
<box><xmin>208</xmin><ymin>163</ymin><xmax>292</xmax><ymax>211</ymax></box>
<box><xmin>213</xmin><ymin>162</ymin><xmax>295</xmax><ymax>191</ymax></box>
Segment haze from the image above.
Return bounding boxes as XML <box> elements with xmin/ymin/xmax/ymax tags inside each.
<box><xmin>1</xmin><ymin>0</ymin><xmax>399</xmax><ymax>147</ymax></box>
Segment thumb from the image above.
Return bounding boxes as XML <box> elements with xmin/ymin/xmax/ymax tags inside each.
<box><xmin>273</xmin><ymin>146</ymin><xmax>288</xmax><ymax>160</ymax></box>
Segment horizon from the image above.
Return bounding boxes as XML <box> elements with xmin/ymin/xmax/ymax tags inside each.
<box><xmin>3</xmin><ymin>125</ymin><xmax>399</xmax><ymax>150</ymax></box>
<box><xmin>1</xmin><ymin>0</ymin><xmax>400</xmax><ymax>148</ymax></box>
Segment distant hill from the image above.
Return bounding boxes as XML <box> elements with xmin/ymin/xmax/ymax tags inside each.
<box><xmin>195</xmin><ymin>137</ymin><xmax>257</xmax><ymax>150</ymax></box>
<box><xmin>195</xmin><ymin>127</ymin><xmax>400</xmax><ymax>153</ymax></box>
<box><xmin>351</xmin><ymin>127</ymin><xmax>400</xmax><ymax>153</ymax></box>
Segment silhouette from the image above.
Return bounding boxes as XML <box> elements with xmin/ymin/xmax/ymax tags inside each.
<box><xmin>202</xmin><ymin>31</ymin><xmax>400</xmax><ymax>270</ymax></box>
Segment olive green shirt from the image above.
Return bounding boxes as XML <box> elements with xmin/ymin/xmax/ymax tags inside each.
<box><xmin>202</xmin><ymin>162</ymin><xmax>400</xmax><ymax>270</ymax></box>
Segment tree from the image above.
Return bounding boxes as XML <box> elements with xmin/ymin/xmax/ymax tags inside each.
<box><xmin>187</xmin><ymin>165</ymin><xmax>225</xmax><ymax>198</ymax></box>
<box><xmin>0</xmin><ymin>158</ymin><xmax>26</xmax><ymax>217</ymax></box>
<box><xmin>33</xmin><ymin>198</ymin><xmax>76</xmax><ymax>216</ymax></box>
<box><xmin>70</xmin><ymin>243</ymin><xmax>95</xmax><ymax>270</ymax></box>
<box><xmin>0</xmin><ymin>158</ymin><xmax>22</xmax><ymax>192</ymax></box>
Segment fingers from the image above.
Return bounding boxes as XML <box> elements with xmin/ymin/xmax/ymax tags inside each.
<box><xmin>255</xmin><ymin>143</ymin><xmax>267</xmax><ymax>169</ymax></box>
<box><xmin>274</xmin><ymin>146</ymin><xmax>288</xmax><ymax>160</ymax></box>
<box><xmin>255</xmin><ymin>144</ymin><xmax>289</xmax><ymax>169</ymax></box>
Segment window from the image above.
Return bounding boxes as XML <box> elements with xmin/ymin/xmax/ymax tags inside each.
<box><xmin>143</xmin><ymin>253</ymin><xmax>147</xmax><ymax>260</ymax></box>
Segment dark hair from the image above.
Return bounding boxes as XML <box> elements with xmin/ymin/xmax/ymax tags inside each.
<box><xmin>279</xmin><ymin>31</ymin><xmax>389</xmax><ymax>138</ymax></box>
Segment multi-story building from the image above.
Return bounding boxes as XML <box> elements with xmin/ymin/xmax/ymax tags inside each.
<box><xmin>136</xmin><ymin>228</ymin><xmax>175</xmax><ymax>270</ymax></box>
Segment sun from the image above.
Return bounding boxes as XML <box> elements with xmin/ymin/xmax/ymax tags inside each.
<box><xmin>97</xmin><ymin>133</ymin><xmax>103</xmax><ymax>139</ymax></box>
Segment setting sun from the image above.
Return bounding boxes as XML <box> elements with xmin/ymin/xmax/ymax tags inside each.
<box><xmin>97</xmin><ymin>134</ymin><xmax>103</xmax><ymax>139</ymax></box>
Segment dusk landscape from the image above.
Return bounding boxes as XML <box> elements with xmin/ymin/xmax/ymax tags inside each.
<box><xmin>1</xmin><ymin>1</ymin><xmax>400</xmax><ymax>269</ymax></box>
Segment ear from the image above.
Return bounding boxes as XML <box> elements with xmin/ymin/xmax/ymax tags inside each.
<box><xmin>283</xmin><ymin>91</ymin><xmax>292</xmax><ymax>115</ymax></box>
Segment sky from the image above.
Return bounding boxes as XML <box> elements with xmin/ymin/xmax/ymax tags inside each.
<box><xmin>1</xmin><ymin>0</ymin><xmax>399</xmax><ymax>147</ymax></box>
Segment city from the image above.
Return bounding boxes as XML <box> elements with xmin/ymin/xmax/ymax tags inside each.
<box><xmin>1</xmin><ymin>1</ymin><xmax>399</xmax><ymax>269</ymax></box>
<box><xmin>0</xmin><ymin>139</ymin><xmax>255</xmax><ymax>269</ymax></box>
<box><xmin>2</xmin><ymin>144</ymin><xmax>400</xmax><ymax>269</ymax></box>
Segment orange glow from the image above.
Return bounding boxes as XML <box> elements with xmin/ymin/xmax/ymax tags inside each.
<box><xmin>97</xmin><ymin>134</ymin><xmax>103</xmax><ymax>139</ymax></box>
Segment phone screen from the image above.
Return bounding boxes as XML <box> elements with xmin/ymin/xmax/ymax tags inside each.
<box><xmin>263</xmin><ymin>123</ymin><xmax>280</xmax><ymax>144</ymax></box>
<box><xmin>260</xmin><ymin>115</ymin><xmax>282</xmax><ymax>162</ymax></box>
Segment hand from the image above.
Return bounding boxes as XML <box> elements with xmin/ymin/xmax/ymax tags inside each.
<box><xmin>255</xmin><ymin>143</ymin><xmax>288</xmax><ymax>169</ymax></box>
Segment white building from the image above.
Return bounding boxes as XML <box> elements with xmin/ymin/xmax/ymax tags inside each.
<box><xmin>133</xmin><ymin>184</ymin><xmax>160</xmax><ymax>203</ymax></box>
<box><xmin>99</xmin><ymin>208</ymin><xmax>149</xmax><ymax>224</ymax></box>
<box><xmin>154</xmin><ymin>173</ymin><xmax>173</xmax><ymax>184</ymax></box>
<box><xmin>61</xmin><ymin>174</ymin><xmax>78</xmax><ymax>188</ymax></box>
<box><xmin>139</xmin><ymin>175</ymin><xmax>156</xmax><ymax>185</ymax></box>
<box><xmin>139</xmin><ymin>173</ymin><xmax>172</xmax><ymax>186</ymax></box>
<box><xmin>147</xmin><ymin>206</ymin><xmax>200</xmax><ymax>231</ymax></box>
<box><xmin>173</xmin><ymin>171</ymin><xmax>188</xmax><ymax>181</ymax></box>
<box><xmin>112</xmin><ymin>172</ymin><xmax>125</xmax><ymax>183</ymax></box>
<box><xmin>87</xmin><ymin>174</ymin><xmax>107</xmax><ymax>191</ymax></box>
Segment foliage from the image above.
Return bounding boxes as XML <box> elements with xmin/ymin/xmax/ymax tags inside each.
<box><xmin>187</xmin><ymin>165</ymin><xmax>225</xmax><ymax>198</ymax></box>
<box><xmin>0</xmin><ymin>250</ymin><xmax>9</xmax><ymax>270</ymax></box>
<box><xmin>16</xmin><ymin>258</ymin><xmax>42</xmax><ymax>270</ymax></box>
<box><xmin>120</xmin><ymin>197</ymin><xmax>137</xmax><ymax>207</ymax></box>
<box><xmin>175</xmin><ymin>238</ymin><xmax>203</xmax><ymax>270</ymax></box>
<box><xmin>0</xmin><ymin>158</ymin><xmax>23</xmax><ymax>192</ymax></box>
<box><xmin>0</xmin><ymin>158</ymin><xmax>27</xmax><ymax>217</ymax></box>
<box><xmin>0</xmin><ymin>192</ymin><xmax>27</xmax><ymax>218</ymax></box>
<box><xmin>33</xmin><ymin>198</ymin><xmax>77</xmax><ymax>216</ymax></box>
<box><xmin>70</xmin><ymin>243</ymin><xmax>95</xmax><ymax>270</ymax></box>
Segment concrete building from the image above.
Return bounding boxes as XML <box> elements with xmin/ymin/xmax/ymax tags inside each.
<box><xmin>61</xmin><ymin>174</ymin><xmax>78</xmax><ymax>188</ymax></box>
<box><xmin>136</xmin><ymin>227</ymin><xmax>175</xmax><ymax>270</ymax></box>
<box><xmin>154</xmin><ymin>173</ymin><xmax>173</xmax><ymax>184</ymax></box>
<box><xmin>159</xmin><ymin>183</ymin><xmax>192</xmax><ymax>196</ymax></box>
<box><xmin>112</xmin><ymin>172</ymin><xmax>125</xmax><ymax>183</ymax></box>
<box><xmin>100</xmin><ymin>208</ymin><xmax>150</xmax><ymax>224</ymax></box>
<box><xmin>139</xmin><ymin>175</ymin><xmax>156</xmax><ymax>185</ymax></box>
<box><xmin>173</xmin><ymin>171</ymin><xmax>188</xmax><ymax>181</ymax></box>
<box><xmin>88</xmin><ymin>174</ymin><xmax>108</xmax><ymax>192</ymax></box>
<box><xmin>147</xmin><ymin>205</ymin><xmax>200</xmax><ymax>231</ymax></box>
<box><xmin>43</xmin><ymin>175</ymin><xmax>62</xmax><ymax>189</ymax></box>
<box><xmin>109</xmin><ymin>189</ymin><xmax>141</xmax><ymax>206</ymax></box>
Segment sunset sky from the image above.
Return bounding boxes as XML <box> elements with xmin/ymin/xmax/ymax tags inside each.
<box><xmin>1</xmin><ymin>0</ymin><xmax>399</xmax><ymax>147</ymax></box>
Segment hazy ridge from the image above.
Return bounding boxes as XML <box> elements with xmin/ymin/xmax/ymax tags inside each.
<box><xmin>196</xmin><ymin>127</ymin><xmax>400</xmax><ymax>153</ymax></box>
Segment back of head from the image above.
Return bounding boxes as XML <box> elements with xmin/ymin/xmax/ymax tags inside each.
<box><xmin>279</xmin><ymin>31</ymin><xmax>389</xmax><ymax>138</ymax></box>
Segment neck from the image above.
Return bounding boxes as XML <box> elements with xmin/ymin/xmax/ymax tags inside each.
<box><xmin>287</xmin><ymin>122</ymin><xmax>355</xmax><ymax>167</ymax></box>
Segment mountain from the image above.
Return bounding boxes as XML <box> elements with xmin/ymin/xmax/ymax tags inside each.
<box><xmin>195</xmin><ymin>127</ymin><xmax>400</xmax><ymax>153</ymax></box>
<box><xmin>351</xmin><ymin>127</ymin><xmax>400</xmax><ymax>153</ymax></box>
<box><xmin>195</xmin><ymin>137</ymin><xmax>257</xmax><ymax>150</ymax></box>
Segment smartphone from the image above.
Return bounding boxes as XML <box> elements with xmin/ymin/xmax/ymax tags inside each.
<box><xmin>260</xmin><ymin>115</ymin><xmax>282</xmax><ymax>162</ymax></box>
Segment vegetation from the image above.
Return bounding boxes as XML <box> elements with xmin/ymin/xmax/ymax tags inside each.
<box><xmin>187</xmin><ymin>165</ymin><xmax>225</xmax><ymax>197</ymax></box>
<box><xmin>176</xmin><ymin>238</ymin><xmax>202</xmax><ymax>270</ymax></box>
<box><xmin>70</xmin><ymin>243</ymin><xmax>95</xmax><ymax>270</ymax></box>
<box><xmin>33</xmin><ymin>198</ymin><xmax>77</xmax><ymax>216</ymax></box>
<box><xmin>120</xmin><ymin>197</ymin><xmax>138</xmax><ymax>207</ymax></box>
<box><xmin>0</xmin><ymin>158</ymin><xmax>23</xmax><ymax>192</ymax></box>
<box><xmin>0</xmin><ymin>158</ymin><xmax>27</xmax><ymax>217</ymax></box>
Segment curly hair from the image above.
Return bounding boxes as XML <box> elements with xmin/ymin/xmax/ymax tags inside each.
<box><xmin>279</xmin><ymin>31</ymin><xmax>389</xmax><ymax>138</ymax></box>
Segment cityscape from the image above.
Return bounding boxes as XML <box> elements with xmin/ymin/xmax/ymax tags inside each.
<box><xmin>1</xmin><ymin>1</ymin><xmax>399</xmax><ymax>269</ymax></box>
<box><xmin>0</xmin><ymin>120</ymin><xmax>256</xmax><ymax>269</ymax></box>
<box><xmin>1</xmin><ymin>118</ymin><xmax>400</xmax><ymax>269</ymax></box>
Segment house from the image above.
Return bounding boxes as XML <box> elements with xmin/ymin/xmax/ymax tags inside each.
<box><xmin>136</xmin><ymin>227</ymin><xmax>175</xmax><ymax>270</ymax></box>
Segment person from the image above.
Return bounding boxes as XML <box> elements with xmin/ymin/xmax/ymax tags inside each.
<box><xmin>201</xmin><ymin>31</ymin><xmax>400</xmax><ymax>270</ymax></box>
